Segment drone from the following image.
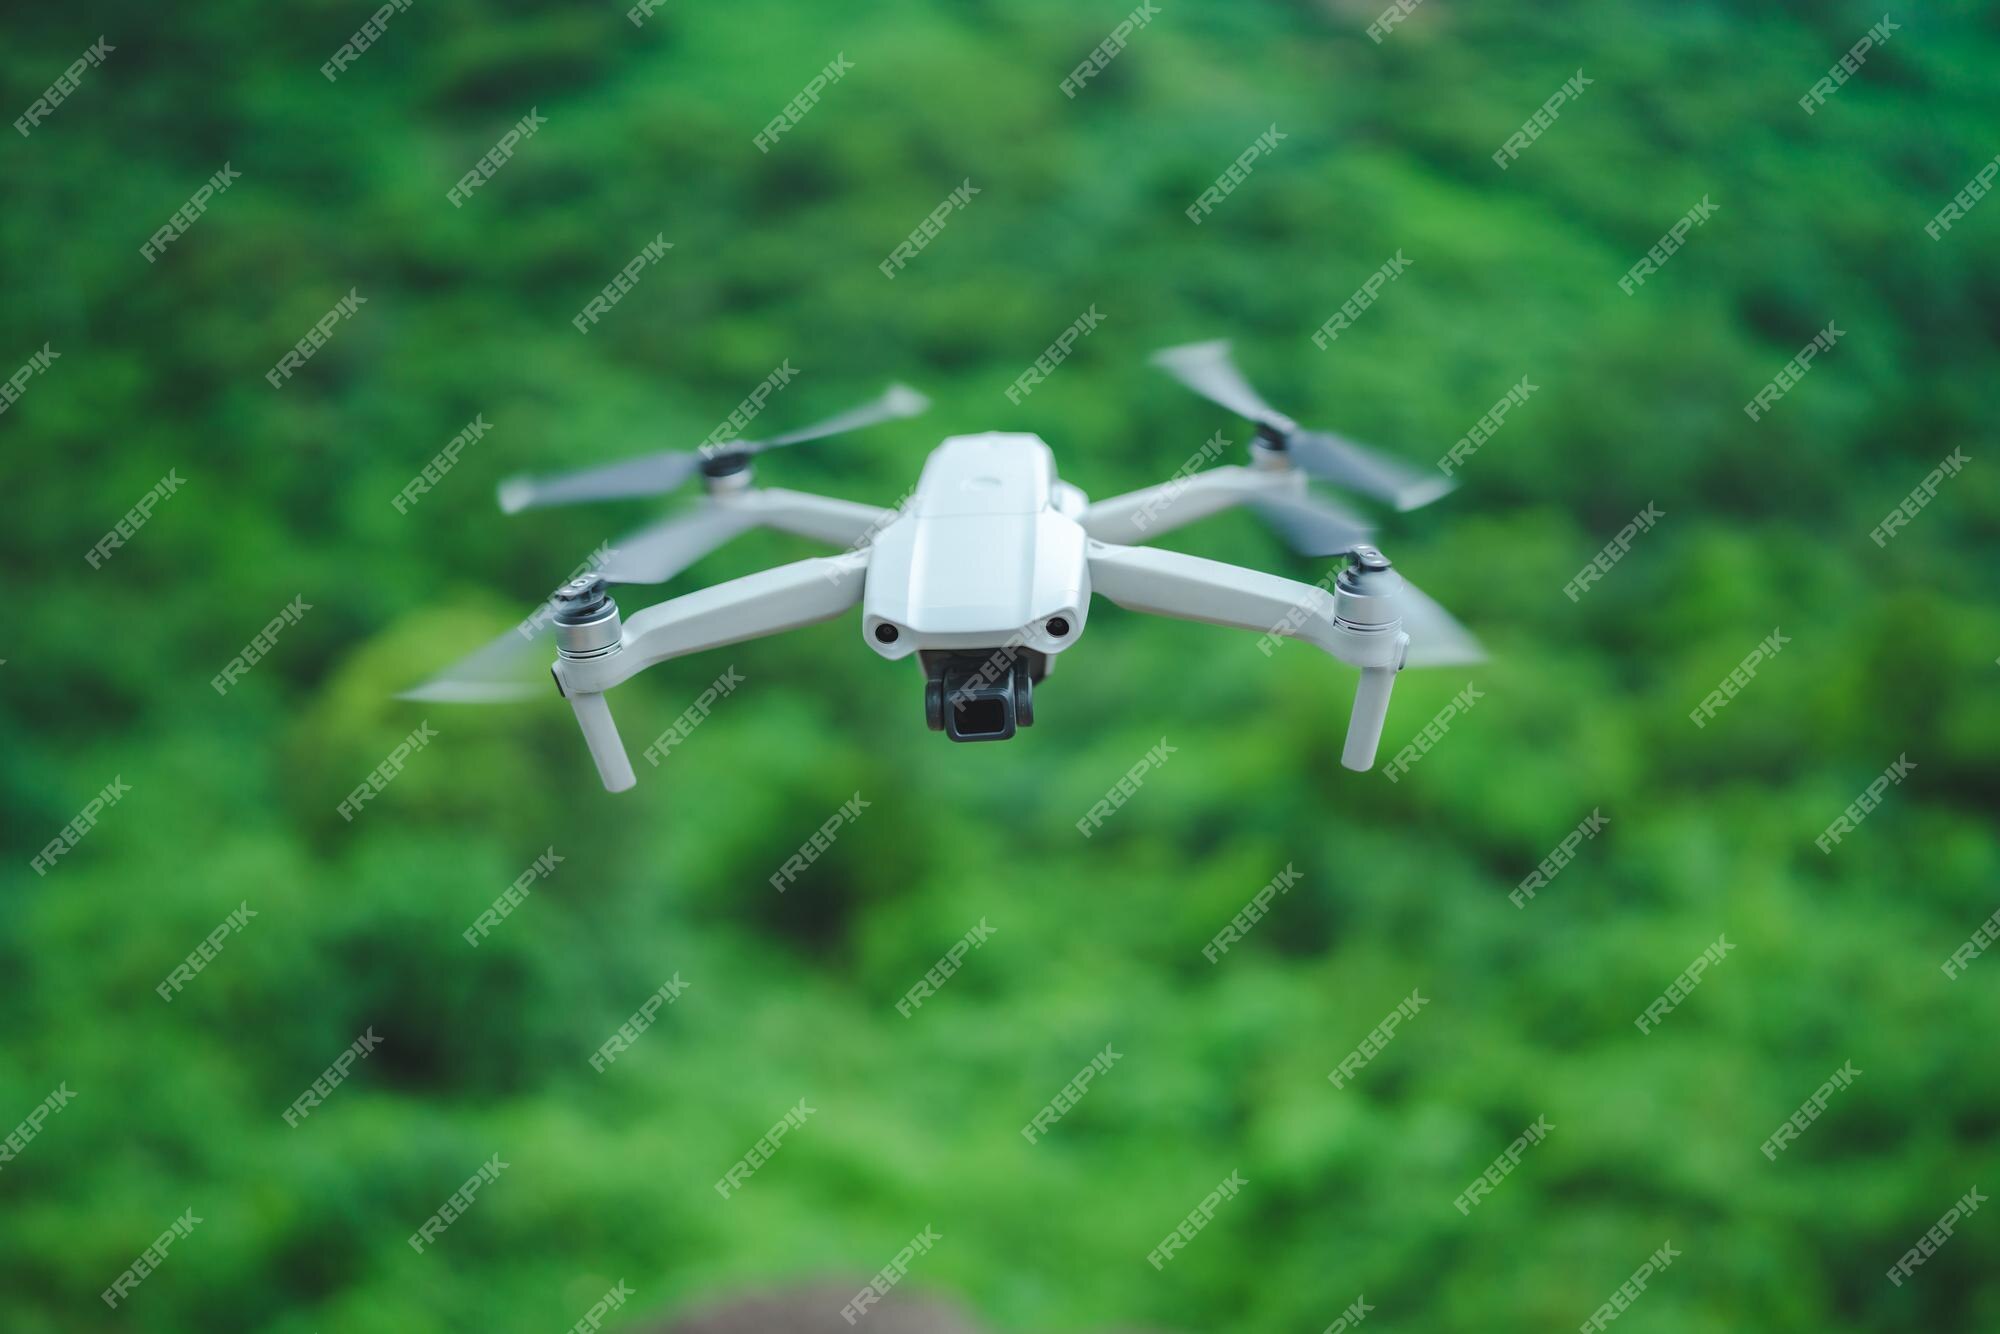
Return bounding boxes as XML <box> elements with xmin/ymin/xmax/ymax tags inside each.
<box><xmin>404</xmin><ymin>340</ymin><xmax>1484</xmax><ymax>792</ymax></box>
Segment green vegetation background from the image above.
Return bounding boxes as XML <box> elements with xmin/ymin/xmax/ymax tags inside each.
<box><xmin>4</xmin><ymin>0</ymin><xmax>1997</xmax><ymax>1329</ymax></box>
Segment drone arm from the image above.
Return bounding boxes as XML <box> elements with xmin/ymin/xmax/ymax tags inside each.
<box><xmin>722</xmin><ymin>486</ymin><xmax>897</xmax><ymax>549</ymax></box>
<box><xmin>1077</xmin><ymin>466</ymin><xmax>1286</xmax><ymax>546</ymax></box>
<box><xmin>559</xmin><ymin>551</ymin><xmax>870</xmax><ymax>694</ymax></box>
<box><xmin>552</xmin><ymin>551</ymin><xmax>870</xmax><ymax>790</ymax></box>
<box><xmin>1083</xmin><ymin>541</ymin><xmax>1407</xmax><ymax>770</ymax></box>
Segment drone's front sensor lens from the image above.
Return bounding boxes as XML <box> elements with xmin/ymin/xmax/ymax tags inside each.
<box><xmin>874</xmin><ymin>623</ymin><xmax>900</xmax><ymax>644</ymax></box>
<box><xmin>1045</xmin><ymin>617</ymin><xmax>1070</xmax><ymax>638</ymax></box>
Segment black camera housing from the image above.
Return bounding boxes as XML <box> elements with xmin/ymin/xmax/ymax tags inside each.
<box><xmin>922</xmin><ymin>649</ymin><xmax>1040</xmax><ymax>742</ymax></box>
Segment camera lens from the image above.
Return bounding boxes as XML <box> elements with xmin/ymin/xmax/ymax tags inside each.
<box><xmin>1045</xmin><ymin>616</ymin><xmax>1070</xmax><ymax>638</ymax></box>
<box><xmin>874</xmin><ymin>623</ymin><xmax>899</xmax><ymax>644</ymax></box>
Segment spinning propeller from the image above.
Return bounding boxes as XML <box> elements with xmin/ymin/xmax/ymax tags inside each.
<box><xmin>1384</xmin><ymin>565</ymin><xmax>1485</xmax><ymax>668</ymax></box>
<box><xmin>399</xmin><ymin>555</ymin><xmax>681</xmax><ymax>704</ymax></box>
<box><xmin>496</xmin><ymin>383</ymin><xmax>929</xmax><ymax>514</ymax></box>
<box><xmin>1148</xmin><ymin>341</ymin><xmax>1479</xmax><ymax>666</ymax></box>
<box><xmin>404</xmin><ymin>385</ymin><xmax>931</xmax><ymax>702</ymax></box>
<box><xmin>1151</xmin><ymin>340</ymin><xmax>1454</xmax><ymax>512</ymax></box>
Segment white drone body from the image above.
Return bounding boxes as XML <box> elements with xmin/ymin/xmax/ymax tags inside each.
<box><xmin>408</xmin><ymin>342</ymin><xmax>1484</xmax><ymax>793</ymax></box>
<box><xmin>860</xmin><ymin>433</ymin><xmax>1090</xmax><ymax>661</ymax></box>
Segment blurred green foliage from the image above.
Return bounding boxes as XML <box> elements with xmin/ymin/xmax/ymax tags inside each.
<box><xmin>4</xmin><ymin>0</ymin><xmax>1998</xmax><ymax>1330</ymax></box>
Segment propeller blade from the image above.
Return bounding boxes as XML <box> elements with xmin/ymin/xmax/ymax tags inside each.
<box><xmin>496</xmin><ymin>384</ymin><xmax>929</xmax><ymax>513</ymax></box>
<box><xmin>1285</xmin><ymin>430</ymin><xmax>1454</xmax><ymax>512</ymax></box>
<box><xmin>400</xmin><ymin>503</ymin><xmax>754</xmax><ymax>702</ymax></box>
<box><xmin>1249</xmin><ymin>490</ymin><xmax>1375</xmax><ymax>556</ymax></box>
<box><xmin>752</xmin><ymin>382</ymin><xmax>930</xmax><ymax>452</ymax></box>
<box><xmin>1149</xmin><ymin>341</ymin><xmax>1289</xmax><ymax>428</ymax></box>
<box><xmin>399</xmin><ymin>621</ymin><xmax>553</xmax><ymax>703</ymax></box>
<box><xmin>1398</xmin><ymin>576</ymin><xmax>1485</xmax><ymax>667</ymax></box>
<box><xmin>497</xmin><ymin>449</ymin><xmax>703</xmax><ymax>515</ymax></box>
<box><xmin>598</xmin><ymin>505</ymin><xmax>757</xmax><ymax>585</ymax></box>
<box><xmin>1153</xmin><ymin>341</ymin><xmax>1451</xmax><ymax>511</ymax></box>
